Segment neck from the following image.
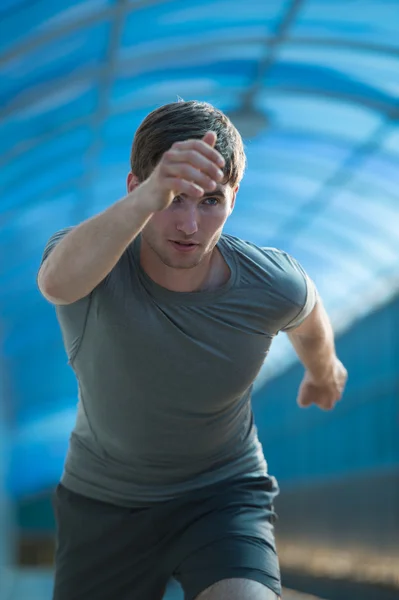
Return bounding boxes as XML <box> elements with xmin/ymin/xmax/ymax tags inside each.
<box><xmin>139</xmin><ymin>238</ymin><xmax>228</xmax><ymax>293</ymax></box>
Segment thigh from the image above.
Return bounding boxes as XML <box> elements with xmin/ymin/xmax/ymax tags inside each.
<box><xmin>52</xmin><ymin>484</ymin><xmax>168</xmax><ymax>600</ymax></box>
<box><xmin>172</xmin><ymin>475</ymin><xmax>281</xmax><ymax>600</ymax></box>
<box><xmin>196</xmin><ymin>578</ymin><xmax>279</xmax><ymax>599</ymax></box>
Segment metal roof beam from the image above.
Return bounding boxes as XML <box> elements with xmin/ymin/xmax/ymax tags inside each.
<box><xmin>242</xmin><ymin>0</ymin><xmax>305</xmax><ymax>107</ymax></box>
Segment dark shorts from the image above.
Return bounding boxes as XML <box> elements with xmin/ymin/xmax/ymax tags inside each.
<box><xmin>52</xmin><ymin>475</ymin><xmax>281</xmax><ymax>600</ymax></box>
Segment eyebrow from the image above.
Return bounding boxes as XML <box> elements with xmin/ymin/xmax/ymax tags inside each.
<box><xmin>179</xmin><ymin>188</ymin><xmax>226</xmax><ymax>201</ymax></box>
<box><xmin>202</xmin><ymin>188</ymin><xmax>226</xmax><ymax>199</ymax></box>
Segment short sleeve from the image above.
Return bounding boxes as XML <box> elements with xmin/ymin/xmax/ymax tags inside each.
<box><xmin>40</xmin><ymin>227</ymin><xmax>74</xmax><ymax>267</ymax></box>
<box><xmin>39</xmin><ymin>227</ymin><xmax>92</xmax><ymax>364</ymax></box>
<box><xmin>278</xmin><ymin>253</ymin><xmax>318</xmax><ymax>332</ymax></box>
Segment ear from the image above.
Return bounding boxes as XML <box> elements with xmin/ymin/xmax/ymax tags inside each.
<box><xmin>229</xmin><ymin>184</ymin><xmax>239</xmax><ymax>214</ymax></box>
<box><xmin>127</xmin><ymin>172</ymin><xmax>140</xmax><ymax>194</ymax></box>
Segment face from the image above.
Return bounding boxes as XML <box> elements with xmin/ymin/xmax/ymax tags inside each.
<box><xmin>133</xmin><ymin>181</ymin><xmax>237</xmax><ymax>269</ymax></box>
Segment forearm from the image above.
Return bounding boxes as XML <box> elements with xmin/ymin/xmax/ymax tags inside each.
<box><xmin>38</xmin><ymin>184</ymin><xmax>154</xmax><ymax>304</ymax></box>
<box><xmin>288</xmin><ymin>302</ymin><xmax>337</xmax><ymax>382</ymax></box>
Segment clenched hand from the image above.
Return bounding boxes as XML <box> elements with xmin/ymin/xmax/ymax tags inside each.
<box><xmin>142</xmin><ymin>131</ymin><xmax>225</xmax><ymax>213</ymax></box>
<box><xmin>297</xmin><ymin>358</ymin><xmax>348</xmax><ymax>411</ymax></box>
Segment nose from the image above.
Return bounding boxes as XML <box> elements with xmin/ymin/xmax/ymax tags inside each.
<box><xmin>176</xmin><ymin>204</ymin><xmax>199</xmax><ymax>236</ymax></box>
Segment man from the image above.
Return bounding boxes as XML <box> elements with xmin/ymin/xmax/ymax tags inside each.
<box><xmin>38</xmin><ymin>100</ymin><xmax>347</xmax><ymax>600</ymax></box>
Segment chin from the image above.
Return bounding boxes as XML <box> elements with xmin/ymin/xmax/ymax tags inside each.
<box><xmin>166</xmin><ymin>256</ymin><xmax>202</xmax><ymax>269</ymax></box>
<box><xmin>161</xmin><ymin>247</ymin><xmax>204</xmax><ymax>269</ymax></box>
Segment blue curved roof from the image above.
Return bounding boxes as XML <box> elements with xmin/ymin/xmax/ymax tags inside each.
<box><xmin>1</xmin><ymin>0</ymin><xmax>399</xmax><ymax>497</ymax></box>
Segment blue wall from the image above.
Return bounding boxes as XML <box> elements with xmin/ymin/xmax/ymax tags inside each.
<box><xmin>254</xmin><ymin>294</ymin><xmax>399</xmax><ymax>486</ymax></box>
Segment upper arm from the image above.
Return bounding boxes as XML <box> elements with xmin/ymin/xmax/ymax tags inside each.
<box><xmin>273</xmin><ymin>252</ymin><xmax>318</xmax><ymax>333</ymax></box>
<box><xmin>287</xmin><ymin>296</ymin><xmax>330</xmax><ymax>340</ymax></box>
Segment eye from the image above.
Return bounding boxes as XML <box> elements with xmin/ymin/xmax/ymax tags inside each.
<box><xmin>203</xmin><ymin>197</ymin><xmax>219</xmax><ymax>206</ymax></box>
<box><xmin>173</xmin><ymin>195</ymin><xmax>183</xmax><ymax>203</ymax></box>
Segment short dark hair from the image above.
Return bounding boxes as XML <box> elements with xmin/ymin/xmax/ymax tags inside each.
<box><xmin>130</xmin><ymin>100</ymin><xmax>246</xmax><ymax>188</ymax></box>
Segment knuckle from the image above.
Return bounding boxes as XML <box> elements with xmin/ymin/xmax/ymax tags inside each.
<box><xmin>163</xmin><ymin>150</ymin><xmax>174</xmax><ymax>161</ymax></box>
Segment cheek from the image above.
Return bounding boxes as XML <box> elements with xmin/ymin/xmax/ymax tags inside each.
<box><xmin>205</xmin><ymin>207</ymin><xmax>230</xmax><ymax>230</ymax></box>
<box><xmin>147</xmin><ymin>211</ymin><xmax>170</xmax><ymax>232</ymax></box>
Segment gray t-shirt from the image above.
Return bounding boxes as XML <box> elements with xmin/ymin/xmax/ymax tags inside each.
<box><xmin>41</xmin><ymin>230</ymin><xmax>317</xmax><ymax>506</ymax></box>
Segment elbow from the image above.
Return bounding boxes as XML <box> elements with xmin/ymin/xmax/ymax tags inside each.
<box><xmin>38</xmin><ymin>264</ymin><xmax>73</xmax><ymax>305</ymax></box>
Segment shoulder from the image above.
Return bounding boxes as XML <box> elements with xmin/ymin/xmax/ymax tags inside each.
<box><xmin>222</xmin><ymin>234</ymin><xmax>307</xmax><ymax>299</ymax></box>
<box><xmin>221</xmin><ymin>234</ymin><xmax>318</xmax><ymax>331</ymax></box>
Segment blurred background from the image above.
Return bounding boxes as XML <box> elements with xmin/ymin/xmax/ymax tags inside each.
<box><xmin>1</xmin><ymin>0</ymin><xmax>399</xmax><ymax>599</ymax></box>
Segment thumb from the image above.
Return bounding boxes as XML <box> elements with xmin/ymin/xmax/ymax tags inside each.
<box><xmin>203</xmin><ymin>131</ymin><xmax>217</xmax><ymax>147</ymax></box>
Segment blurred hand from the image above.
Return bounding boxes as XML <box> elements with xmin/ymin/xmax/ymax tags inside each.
<box><xmin>297</xmin><ymin>358</ymin><xmax>348</xmax><ymax>411</ymax></box>
<box><xmin>142</xmin><ymin>131</ymin><xmax>225</xmax><ymax>213</ymax></box>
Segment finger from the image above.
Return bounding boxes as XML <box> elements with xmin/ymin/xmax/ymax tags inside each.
<box><xmin>165</xmin><ymin>162</ymin><xmax>218</xmax><ymax>192</ymax></box>
<box><xmin>298</xmin><ymin>398</ymin><xmax>313</xmax><ymax>408</ymax></box>
<box><xmin>202</xmin><ymin>130</ymin><xmax>217</xmax><ymax>148</ymax></box>
<box><xmin>316</xmin><ymin>396</ymin><xmax>336</xmax><ymax>411</ymax></box>
<box><xmin>165</xmin><ymin>177</ymin><xmax>204</xmax><ymax>198</ymax></box>
<box><xmin>299</xmin><ymin>391</ymin><xmax>332</xmax><ymax>410</ymax></box>
<box><xmin>172</xmin><ymin>139</ymin><xmax>225</xmax><ymax>168</ymax></box>
<box><xmin>165</xmin><ymin>150</ymin><xmax>224</xmax><ymax>182</ymax></box>
<box><xmin>297</xmin><ymin>393</ymin><xmax>313</xmax><ymax>408</ymax></box>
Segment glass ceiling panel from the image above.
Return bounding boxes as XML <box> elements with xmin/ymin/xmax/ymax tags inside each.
<box><xmin>264</xmin><ymin>62</ymin><xmax>396</xmax><ymax>113</ymax></box>
<box><xmin>293</xmin><ymin>235</ymin><xmax>372</xmax><ymax>282</ymax></box>
<box><xmin>111</xmin><ymin>72</ymin><xmax>247</xmax><ymax>112</ymax></box>
<box><xmin>329</xmin><ymin>191</ymin><xmax>399</xmax><ymax>245</ymax></box>
<box><xmin>232</xmin><ymin>180</ymin><xmax>311</xmax><ymax>218</ymax></box>
<box><xmin>117</xmin><ymin>41</ymin><xmax>265</xmax><ymax>81</ymax></box>
<box><xmin>352</xmin><ymin>154</ymin><xmax>399</xmax><ymax>195</ymax></box>
<box><xmin>1</xmin><ymin>22</ymin><xmax>109</xmax><ymax>106</ymax></box>
<box><xmin>277</xmin><ymin>43</ymin><xmax>399</xmax><ymax>97</ymax></box>
<box><xmin>250</xmin><ymin>172</ymin><xmax>323</xmax><ymax>200</ymax></box>
<box><xmin>0</xmin><ymin>128</ymin><xmax>91</xmax><ymax>192</ymax></box>
<box><xmin>119</xmin><ymin>29</ymin><xmax>268</xmax><ymax>63</ymax></box>
<box><xmin>120</xmin><ymin>0</ymin><xmax>289</xmax><ymax>51</ymax></box>
<box><xmin>249</xmin><ymin>152</ymin><xmax>344</xmax><ymax>184</ymax></box>
<box><xmin>0</xmin><ymin>0</ymin><xmax>111</xmax><ymax>52</ymax></box>
<box><xmin>0</xmin><ymin>206</ymin><xmax>78</xmax><ymax>283</ymax></box>
<box><xmin>256</xmin><ymin>93</ymin><xmax>384</xmax><ymax>141</ymax></box>
<box><xmin>381</xmin><ymin>126</ymin><xmax>399</xmax><ymax>157</ymax></box>
<box><xmin>291</xmin><ymin>0</ymin><xmax>399</xmax><ymax>48</ymax></box>
<box><xmin>247</xmin><ymin>133</ymin><xmax>354</xmax><ymax>177</ymax></box>
<box><xmin>0</xmin><ymin>84</ymin><xmax>97</xmax><ymax>153</ymax></box>
<box><xmin>295</xmin><ymin>216</ymin><xmax>396</xmax><ymax>276</ymax></box>
<box><xmin>2</xmin><ymin>160</ymin><xmax>84</xmax><ymax>215</ymax></box>
<box><xmin>34</xmin><ymin>0</ymin><xmax>113</xmax><ymax>32</ymax></box>
<box><xmin>1</xmin><ymin>194</ymin><xmax>78</xmax><ymax>255</ymax></box>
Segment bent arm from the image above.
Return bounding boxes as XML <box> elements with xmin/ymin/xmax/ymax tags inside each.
<box><xmin>287</xmin><ymin>299</ymin><xmax>336</xmax><ymax>382</ymax></box>
<box><xmin>38</xmin><ymin>184</ymin><xmax>154</xmax><ymax>305</ymax></box>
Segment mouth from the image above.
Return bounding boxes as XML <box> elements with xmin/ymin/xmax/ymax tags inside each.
<box><xmin>169</xmin><ymin>240</ymin><xmax>199</xmax><ymax>252</ymax></box>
